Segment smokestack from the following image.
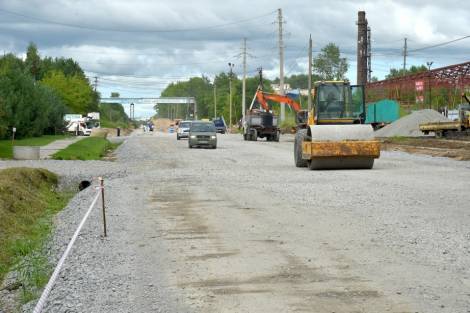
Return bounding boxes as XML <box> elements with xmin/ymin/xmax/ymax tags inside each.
<box><xmin>357</xmin><ymin>11</ymin><xmax>368</xmax><ymax>86</ymax></box>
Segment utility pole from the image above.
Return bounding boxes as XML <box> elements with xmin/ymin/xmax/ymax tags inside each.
<box><xmin>277</xmin><ymin>8</ymin><xmax>285</xmax><ymax>122</ymax></box>
<box><xmin>308</xmin><ymin>35</ymin><xmax>313</xmax><ymax>112</ymax></box>
<box><xmin>129</xmin><ymin>103</ymin><xmax>134</xmax><ymax>120</ymax></box>
<box><xmin>427</xmin><ymin>61</ymin><xmax>433</xmax><ymax>109</ymax></box>
<box><xmin>403</xmin><ymin>37</ymin><xmax>408</xmax><ymax>75</ymax></box>
<box><xmin>258</xmin><ymin>67</ymin><xmax>264</xmax><ymax>89</ymax></box>
<box><xmin>93</xmin><ymin>76</ymin><xmax>98</xmax><ymax>92</ymax></box>
<box><xmin>213</xmin><ymin>80</ymin><xmax>217</xmax><ymax>118</ymax></box>
<box><xmin>228</xmin><ymin>62</ymin><xmax>235</xmax><ymax>131</ymax></box>
<box><xmin>242</xmin><ymin>38</ymin><xmax>247</xmax><ymax>122</ymax></box>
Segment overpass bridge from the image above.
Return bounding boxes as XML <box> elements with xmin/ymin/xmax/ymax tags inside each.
<box><xmin>100</xmin><ymin>97</ymin><xmax>197</xmax><ymax>120</ymax></box>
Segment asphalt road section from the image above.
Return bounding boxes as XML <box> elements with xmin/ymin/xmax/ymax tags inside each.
<box><xmin>17</xmin><ymin>131</ymin><xmax>470</xmax><ymax>313</ymax></box>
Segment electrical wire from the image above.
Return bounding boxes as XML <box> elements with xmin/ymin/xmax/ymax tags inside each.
<box><xmin>408</xmin><ymin>35</ymin><xmax>470</xmax><ymax>52</ymax></box>
<box><xmin>0</xmin><ymin>8</ymin><xmax>276</xmax><ymax>33</ymax></box>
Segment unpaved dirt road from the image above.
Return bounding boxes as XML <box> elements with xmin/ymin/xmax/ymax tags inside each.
<box><xmin>27</xmin><ymin>131</ymin><xmax>470</xmax><ymax>313</ymax></box>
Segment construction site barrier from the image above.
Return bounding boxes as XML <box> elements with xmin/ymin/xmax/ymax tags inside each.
<box><xmin>32</xmin><ymin>178</ymin><xmax>107</xmax><ymax>313</ymax></box>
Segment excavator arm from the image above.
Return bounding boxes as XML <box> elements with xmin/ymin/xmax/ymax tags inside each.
<box><xmin>255</xmin><ymin>89</ymin><xmax>302</xmax><ymax>112</ymax></box>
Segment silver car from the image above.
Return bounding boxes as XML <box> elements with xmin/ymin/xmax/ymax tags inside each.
<box><xmin>188</xmin><ymin>121</ymin><xmax>217</xmax><ymax>149</ymax></box>
<box><xmin>176</xmin><ymin>121</ymin><xmax>192</xmax><ymax>140</ymax></box>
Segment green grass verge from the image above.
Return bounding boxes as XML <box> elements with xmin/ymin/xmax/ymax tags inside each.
<box><xmin>0</xmin><ymin>135</ymin><xmax>70</xmax><ymax>159</ymax></box>
<box><xmin>0</xmin><ymin>168</ymin><xmax>72</xmax><ymax>303</ymax></box>
<box><xmin>100</xmin><ymin>119</ymin><xmax>130</xmax><ymax>129</ymax></box>
<box><xmin>52</xmin><ymin>137</ymin><xmax>120</xmax><ymax>160</ymax></box>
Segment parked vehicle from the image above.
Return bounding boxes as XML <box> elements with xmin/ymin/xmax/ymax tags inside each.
<box><xmin>64</xmin><ymin>112</ymin><xmax>100</xmax><ymax>136</ymax></box>
<box><xmin>177</xmin><ymin>120</ymin><xmax>192</xmax><ymax>140</ymax></box>
<box><xmin>65</xmin><ymin>120</ymin><xmax>92</xmax><ymax>136</ymax></box>
<box><xmin>212</xmin><ymin>117</ymin><xmax>227</xmax><ymax>134</ymax></box>
<box><xmin>188</xmin><ymin>121</ymin><xmax>217</xmax><ymax>149</ymax></box>
<box><xmin>419</xmin><ymin>93</ymin><xmax>470</xmax><ymax>138</ymax></box>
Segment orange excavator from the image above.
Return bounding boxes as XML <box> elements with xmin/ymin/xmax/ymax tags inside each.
<box><xmin>243</xmin><ymin>86</ymin><xmax>307</xmax><ymax>141</ymax></box>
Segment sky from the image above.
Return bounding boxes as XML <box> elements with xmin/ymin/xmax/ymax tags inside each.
<box><xmin>1</xmin><ymin>0</ymin><xmax>469</xmax><ymax>118</ymax></box>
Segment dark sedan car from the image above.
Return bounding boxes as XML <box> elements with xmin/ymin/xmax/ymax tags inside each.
<box><xmin>188</xmin><ymin>121</ymin><xmax>217</xmax><ymax>149</ymax></box>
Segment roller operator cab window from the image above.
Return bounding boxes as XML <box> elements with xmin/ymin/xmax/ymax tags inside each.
<box><xmin>317</xmin><ymin>84</ymin><xmax>363</xmax><ymax>119</ymax></box>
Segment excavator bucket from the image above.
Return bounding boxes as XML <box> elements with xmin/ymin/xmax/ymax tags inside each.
<box><xmin>301</xmin><ymin>125</ymin><xmax>380</xmax><ymax>169</ymax></box>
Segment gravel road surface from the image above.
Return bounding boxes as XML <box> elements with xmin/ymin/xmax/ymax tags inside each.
<box><xmin>3</xmin><ymin>130</ymin><xmax>469</xmax><ymax>313</ymax></box>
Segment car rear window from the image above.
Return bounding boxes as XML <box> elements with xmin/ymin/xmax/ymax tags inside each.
<box><xmin>191</xmin><ymin>123</ymin><xmax>216</xmax><ymax>132</ymax></box>
<box><xmin>180</xmin><ymin>122</ymin><xmax>190</xmax><ymax>128</ymax></box>
<box><xmin>213</xmin><ymin>120</ymin><xmax>224</xmax><ymax>127</ymax></box>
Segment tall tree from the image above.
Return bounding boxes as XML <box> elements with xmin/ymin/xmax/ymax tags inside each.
<box><xmin>41</xmin><ymin>70</ymin><xmax>96</xmax><ymax>114</ymax></box>
<box><xmin>313</xmin><ymin>43</ymin><xmax>348</xmax><ymax>80</ymax></box>
<box><xmin>25</xmin><ymin>42</ymin><xmax>41</xmax><ymax>81</ymax></box>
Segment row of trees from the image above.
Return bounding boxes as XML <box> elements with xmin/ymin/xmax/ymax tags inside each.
<box><xmin>157</xmin><ymin>43</ymin><xmax>349</xmax><ymax>124</ymax></box>
<box><xmin>0</xmin><ymin>43</ymin><xmax>99</xmax><ymax>139</ymax></box>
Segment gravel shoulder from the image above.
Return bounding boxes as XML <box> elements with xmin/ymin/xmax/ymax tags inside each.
<box><xmin>1</xmin><ymin>130</ymin><xmax>468</xmax><ymax>313</ymax></box>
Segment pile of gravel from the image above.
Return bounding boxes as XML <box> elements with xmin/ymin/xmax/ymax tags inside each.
<box><xmin>375</xmin><ymin>109</ymin><xmax>449</xmax><ymax>137</ymax></box>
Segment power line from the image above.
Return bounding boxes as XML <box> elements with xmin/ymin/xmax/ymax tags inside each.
<box><xmin>77</xmin><ymin>59</ymin><xmax>227</xmax><ymax>67</ymax></box>
<box><xmin>408</xmin><ymin>35</ymin><xmax>470</xmax><ymax>52</ymax></box>
<box><xmin>0</xmin><ymin>8</ymin><xmax>276</xmax><ymax>33</ymax></box>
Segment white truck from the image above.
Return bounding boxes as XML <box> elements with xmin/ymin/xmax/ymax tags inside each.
<box><xmin>65</xmin><ymin>119</ymin><xmax>92</xmax><ymax>136</ymax></box>
<box><xmin>64</xmin><ymin>112</ymin><xmax>100</xmax><ymax>136</ymax></box>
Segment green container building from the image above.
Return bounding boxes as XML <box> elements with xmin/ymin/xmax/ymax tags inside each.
<box><xmin>365</xmin><ymin>99</ymin><xmax>400</xmax><ymax>126</ymax></box>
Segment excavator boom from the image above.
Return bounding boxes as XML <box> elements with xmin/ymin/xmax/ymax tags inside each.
<box><xmin>255</xmin><ymin>89</ymin><xmax>302</xmax><ymax>112</ymax></box>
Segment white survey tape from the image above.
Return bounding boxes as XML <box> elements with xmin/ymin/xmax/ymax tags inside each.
<box><xmin>33</xmin><ymin>189</ymin><xmax>102</xmax><ymax>313</ymax></box>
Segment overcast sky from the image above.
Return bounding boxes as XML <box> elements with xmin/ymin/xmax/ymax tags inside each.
<box><xmin>1</xmin><ymin>0</ymin><xmax>469</xmax><ymax>117</ymax></box>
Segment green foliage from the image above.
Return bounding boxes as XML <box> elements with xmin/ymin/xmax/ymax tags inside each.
<box><xmin>110</xmin><ymin>92</ymin><xmax>120</xmax><ymax>98</ymax></box>
<box><xmin>157</xmin><ymin>73</ymin><xmax>274</xmax><ymax>125</ymax></box>
<box><xmin>0</xmin><ymin>168</ymin><xmax>71</xmax><ymax>299</ymax></box>
<box><xmin>385</xmin><ymin>65</ymin><xmax>428</xmax><ymax>79</ymax></box>
<box><xmin>273</xmin><ymin>73</ymin><xmax>321</xmax><ymax>89</ymax></box>
<box><xmin>41</xmin><ymin>70</ymin><xmax>97</xmax><ymax>114</ymax></box>
<box><xmin>99</xmin><ymin>102</ymin><xmax>131</xmax><ymax>128</ymax></box>
<box><xmin>0</xmin><ymin>62</ymin><xmax>67</xmax><ymax>139</ymax></box>
<box><xmin>313</xmin><ymin>43</ymin><xmax>348</xmax><ymax>80</ymax></box>
<box><xmin>52</xmin><ymin>137</ymin><xmax>118</xmax><ymax>160</ymax></box>
<box><xmin>40</xmin><ymin>57</ymin><xmax>86</xmax><ymax>80</ymax></box>
<box><xmin>0</xmin><ymin>43</ymin><xmax>97</xmax><ymax>139</ymax></box>
<box><xmin>0</xmin><ymin>135</ymin><xmax>70</xmax><ymax>159</ymax></box>
<box><xmin>25</xmin><ymin>43</ymin><xmax>41</xmax><ymax>81</ymax></box>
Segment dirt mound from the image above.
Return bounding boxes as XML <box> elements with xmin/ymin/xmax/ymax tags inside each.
<box><xmin>375</xmin><ymin>109</ymin><xmax>449</xmax><ymax>137</ymax></box>
<box><xmin>152</xmin><ymin>118</ymin><xmax>176</xmax><ymax>132</ymax></box>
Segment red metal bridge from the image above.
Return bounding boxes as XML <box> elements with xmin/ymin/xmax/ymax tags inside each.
<box><xmin>366</xmin><ymin>61</ymin><xmax>470</xmax><ymax>110</ymax></box>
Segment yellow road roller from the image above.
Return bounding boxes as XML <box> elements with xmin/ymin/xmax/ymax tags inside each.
<box><xmin>294</xmin><ymin>81</ymin><xmax>380</xmax><ymax>170</ymax></box>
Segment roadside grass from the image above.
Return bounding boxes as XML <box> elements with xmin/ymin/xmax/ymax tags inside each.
<box><xmin>280</xmin><ymin>115</ymin><xmax>297</xmax><ymax>133</ymax></box>
<box><xmin>52</xmin><ymin>137</ymin><xmax>120</xmax><ymax>160</ymax></box>
<box><xmin>0</xmin><ymin>168</ymin><xmax>72</xmax><ymax>303</ymax></box>
<box><xmin>100</xmin><ymin>119</ymin><xmax>130</xmax><ymax>129</ymax></box>
<box><xmin>386</xmin><ymin>136</ymin><xmax>409</xmax><ymax>143</ymax></box>
<box><xmin>0</xmin><ymin>135</ymin><xmax>69</xmax><ymax>159</ymax></box>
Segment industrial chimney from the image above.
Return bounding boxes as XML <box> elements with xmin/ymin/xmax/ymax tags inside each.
<box><xmin>357</xmin><ymin>11</ymin><xmax>368</xmax><ymax>86</ymax></box>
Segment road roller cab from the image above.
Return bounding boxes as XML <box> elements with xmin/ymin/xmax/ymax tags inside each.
<box><xmin>294</xmin><ymin>81</ymin><xmax>380</xmax><ymax>170</ymax></box>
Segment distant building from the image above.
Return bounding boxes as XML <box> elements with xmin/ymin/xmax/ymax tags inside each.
<box><xmin>270</xmin><ymin>83</ymin><xmax>291</xmax><ymax>94</ymax></box>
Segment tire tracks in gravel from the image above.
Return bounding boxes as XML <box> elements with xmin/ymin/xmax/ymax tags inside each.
<box><xmin>147</xmin><ymin>180</ymin><xmax>415</xmax><ymax>313</ymax></box>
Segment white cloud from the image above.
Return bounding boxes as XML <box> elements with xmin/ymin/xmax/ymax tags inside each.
<box><xmin>1</xmin><ymin>0</ymin><xmax>469</xmax><ymax>117</ymax></box>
